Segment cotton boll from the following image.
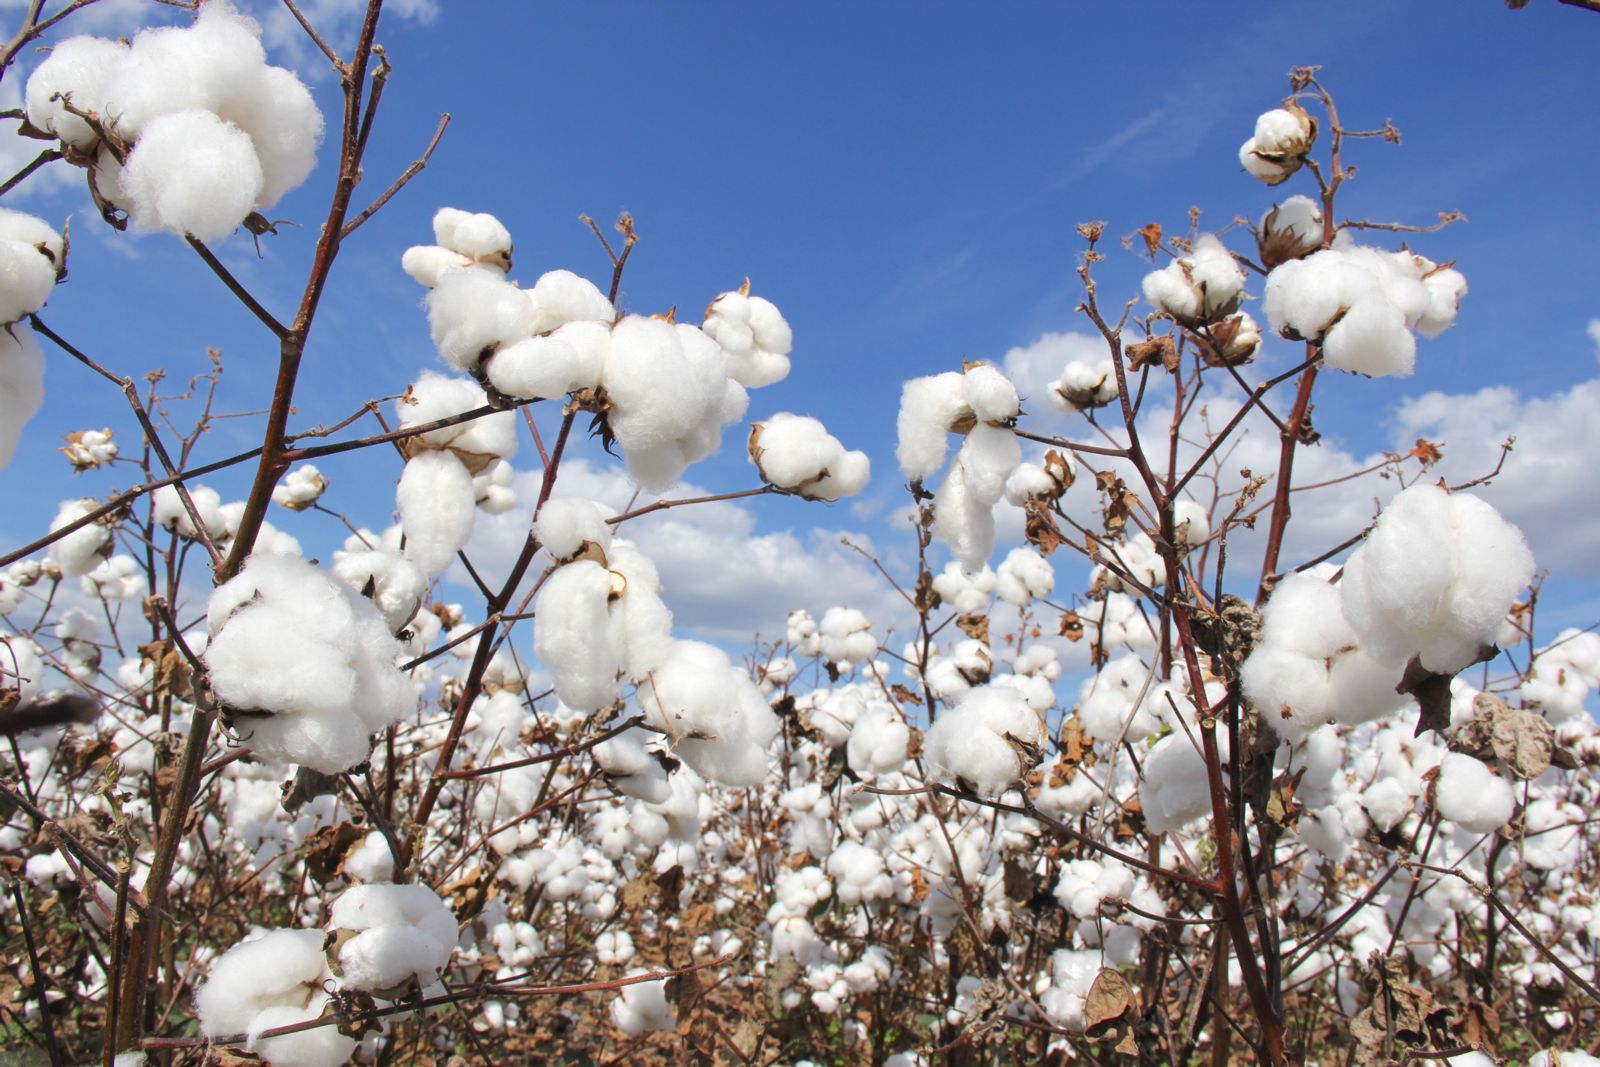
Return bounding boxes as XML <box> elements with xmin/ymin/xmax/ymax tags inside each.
<box><xmin>23</xmin><ymin>35</ymin><xmax>130</xmax><ymax>150</ymax></box>
<box><xmin>706</xmin><ymin>289</ymin><xmax>792</xmax><ymax>387</ymax></box>
<box><xmin>995</xmin><ymin>547</ymin><xmax>1053</xmax><ymax>606</ymax></box>
<box><xmin>1254</xmin><ymin>108</ymin><xmax>1314</xmax><ymax>154</ymax></box>
<box><xmin>48</xmin><ymin>498</ymin><xmax>111</xmax><ymax>577</ymax></box>
<box><xmin>748</xmin><ymin>413</ymin><xmax>870</xmax><ymax>500</ymax></box>
<box><xmin>249</xmin><ymin>993</ymin><xmax>356</xmax><ymax>1067</ymax></box>
<box><xmin>923</xmin><ymin>683</ymin><xmax>1046</xmax><ymax>796</ymax></box>
<box><xmin>1172</xmin><ymin>499</ymin><xmax>1210</xmax><ymax>545</ymax></box>
<box><xmin>1415</xmin><ymin>266</ymin><xmax>1467</xmax><ymax>339</ymax></box>
<box><xmin>427</xmin><ymin>267</ymin><xmax>537</xmax><ymax>373</ymax></box>
<box><xmin>0</xmin><ymin>632</ymin><xmax>44</xmax><ymax>706</ymax></box>
<box><xmin>82</xmin><ymin>555</ymin><xmax>145</xmax><ymax>601</ymax></box>
<box><xmin>0</xmin><ymin>328</ymin><xmax>45</xmax><ymax>469</ymax></box>
<box><xmin>1257</xmin><ymin>195</ymin><xmax>1323</xmax><ymax>268</ymax></box>
<box><xmin>533</xmin><ymin>498</ymin><xmax>613</xmax><ymax>562</ymax></box>
<box><xmin>1076</xmin><ymin>655</ymin><xmax>1162</xmax><ymax>743</ymax></box>
<box><xmin>610</xmin><ymin>973</ymin><xmax>673</xmax><ymax>1036</ymax></box>
<box><xmin>635</xmin><ymin>639</ymin><xmax>778</xmax><ymax>787</ymax></box>
<box><xmin>1142</xmin><ymin>235</ymin><xmax>1244</xmax><ymax>326</ymax></box>
<box><xmin>818</xmin><ymin>607</ymin><xmax>877</xmax><ymax>670</ymax></box>
<box><xmin>488</xmin><ymin>333</ymin><xmax>595</xmax><ymax>400</ymax></box>
<box><xmin>0</xmin><ymin>237</ymin><xmax>61</xmax><ymax>324</ymax></box>
<box><xmin>397</xmin><ymin>451</ymin><xmax>476</xmax><ymax>578</ymax></box>
<box><xmin>217</xmin><ymin>64</ymin><xmax>322</xmax><ymax>210</ymax></box>
<box><xmin>533</xmin><ymin>560</ymin><xmax>625</xmax><ymax>712</ymax></box>
<box><xmin>331</xmin><ymin>551</ymin><xmax>426</xmax><ymax>635</ymax></box>
<box><xmin>962</xmin><ymin>363</ymin><xmax>1020</xmax><ymax>423</ymax></box>
<box><xmin>847</xmin><ymin>705</ymin><xmax>910</xmax><ymax>776</ymax></box>
<box><xmin>527</xmin><ymin>269</ymin><xmax>615</xmax><ymax>334</ymax></box>
<box><xmin>396</xmin><ymin>372</ymin><xmax>517</xmax><ymax>461</ymax></box>
<box><xmin>933</xmin><ymin>466</ymin><xmax>994</xmax><ymax>573</ymax></box>
<box><xmin>595</xmin><ymin>729</ymin><xmax>672</xmax><ymax>803</ymax></box>
<box><xmin>1360</xmin><ymin>778</ymin><xmax>1413</xmax><ymax>833</ymax></box>
<box><xmin>105</xmin><ymin>1</ymin><xmax>267</xmax><ymax>139</ymax></box>
<box><xmin>895</xmin><ymin>372</ymin><xmax>967</xmax><ymax>481</ymax></box>
<box><xmin>120</xmin><ymin>110</ymin><xmax>264</xmax><ymax>240</ymax></box>
<box><xmin>807</xmin><ymin>448</ymin><xmax>871</xmax><ymax>501</ymax></box>
<box><xmin>194</xmin><ymin>928</ymin><xmax>330</xmax><ymax>1041</ymax></box>
<box><xmin>1048</xmin><ymin>359</ymin><xmax>1118</xmax><ymax>413</ymax></box>
<box><xmin>271</xmin><ymin>463</ymin><xmax>326</xmax><ymax>511</ymax></box>
<box><xmin>153</xmin><ymin>483</ymin><xmax>226</xmax><ymax>540</ymax></box>
<box><xmin>1321</xmin><ymin>298</ymin><xmax>1416</xmax><ymax>377</ymax></box>
<box><xmin>1433</xmin><ymin>753</ymin><xmax>1514</xmax><ymax>834</ymax></box>
<box><xmin>327</xmin><ymin>883</ymin><xmax>457</xmax><ymax>995</ymax></box>
<box><xmin>1240</xmin><ymin>137</ymin><xmax>1295</xmax><ymax>184</ymax></box>
<box><xmin>401</xmin><ymin>245</ymin><xmax>474</xmax><ymax>287</ymax></box>
<box><xmin>608</xmin><ymin>541</ymin><xmax>675</xmax><ymax>678</ymax></box>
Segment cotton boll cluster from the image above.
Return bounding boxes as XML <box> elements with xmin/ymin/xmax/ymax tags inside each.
<box><xmin>204</xmin><ymin>553</ymin><xmax>416</xmax><ymax>772</ymax></box>
<box><xmin>747</xmin><ymin>413</ymin><xmax>870</xmax><ymax>501</ymax></box>
<box><xmin>1240</xmin><ymin>571</ymin><xmax>1407</xmax><ymax>744</ymax></box>
<box><xmin>1141</xmin><ymin>235</ymin><xmax>1246</xmax><ymax>327</ymax></box>
<box><xmin>923</xmin><ymin>684</ymin><xmax>1046</xmax><ymax>796</ymax></box>
<box><xmin>1340</xmin><ymin>486</ymin><xmax>1533</xmax><ymax>675</ymax></box>
<box><xmin>703</xmin><ymin>282</ymin><xmax>793</xmax><ymax>387</ymax></box>
<box><xmin>326</xmin><ymin>883</ymin><xmax>457</xmax><ymax>996</ymax></box>
<box><xmin>995</xmin><ymin>548</ymin><xmax>1054</xmax><ymax>607</ymax></box>
<box><xmin>271</xmin><ymin>464</ymin><xmax>326</xmax><ymax>511</ymax></box>
<box><xmin>1048</xmin><ymin>359</ymin><xmax>1118</xmax><ymax>414</ymax></box>
<box><xmin>194</xmin><ymin>929</ymin><xmax>355</xmax><ymax>1067</ymax></box>
<box><xmin>1262</xmin><ymin>234</ymin><xmax>1468</xmax><ymax>377</ymax></box>
<box><xmin>0</xmin><ymin>328</ymin><xmax>46</xmax><ymax>469</ymax></box>
<box><xmin>27</xmin><ymin>4</ymin><xmax>323</xmax><ymax>240</ymax></box>
<box><xmin>0</xmin><ymin>209</ymin><xmax>65</xmax><ymax>325</ymax></box>
<box><xmin>817</xmin><ymin>606</ymin><xmax>876</xmax><ymax>672</ymax></box>
<box><xmin>1075</xmin><ymin>655</ymin><xmax>1163</xmax><ymax>743</ymax></box>
<box><xmin>931</xmin><ymin>561</ymin><xmax>995</xmax><ymax>614</ymax></box>
<box><xmin>1239</xmin><ymin>105</ymin><xmax>1317</xmax><ymax>185</ymax></box>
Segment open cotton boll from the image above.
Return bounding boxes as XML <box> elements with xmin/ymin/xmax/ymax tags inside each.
<box><xmin>0</xmin><ymin>632</ymin><xmax>44</xmax><ymax>706</ymax></box>
<box><xmin>427</xmin><ymin>267</ymin><xmax>536</xmax><ymax>372</ymax></box>
<box><xmin>1433</xmin><ymin>752</ymin><xmax>1515</xmax><ymax>834</ymax></box>
<box><xmin>401</xmin><ymin>245</ymin><xmax>474</xmax><ymax>287</ymax></box>
<box><xmin>153</xmin><ymin>483</ymin><xmax>226</xmax><ymax>540</ymax></box>
<box><xmin>397</xmin><ymin>451</ymin><xmax>477</xmax><ymax>578</ymax></box>
<box><xmin>748</xmin><ymin>413</ymin><xmax>870</xmax><ymax>500</ymax></box>
<box><xmin>0</xmin><ymin>208</ymin><xmax>64</xmax><ymax>263</ymax></box>
<box><xmin>271</xmin><ymin>463</ymin><xmax>326</xmax><ymax>511</ymax></box>
<box><xmin>396</xmin><ymin>371</ymin><xmax>517</xmax><ymax>461</ymax></box>
<box><xmin>923</xmin><ymin>683</ymin><xmax>1046</xmax><ymax>796</ymax></box>
<box><xmin>217</xmin><ymin>64</ymin><xmax>322</xmax><ymax>210</ymax></box>
<box><xmin>1257</xmin><ymin>195</ymin><xmax>1323</xmax><ymax>267</ymax></box>
<box><xmin>818</xmin><ymin>606</ymin><xmax>876</xmax><ymax>669</ymax></box>
<box><xmin>635</xmin><ymin>639</ymin><xmax>779</xmax><ymax>787</ymax></box>
<box><xmin>1340</xmin><ymin>486</ymin><xmax>1533</xmax><ymax>674</ymax></box>
<box><xmin>1141</xmin><ymin>235</ymin><xmax>1244</xmax><ymax>325</ymax></box>
<box><xmin>0</xmin><ymin>329</ymin><xmax>45</xmax><ymax>468</ymax></box>
<box><xmin>595</xmin><ymin>728</ymin><xmax>672</xmax><ymax>803</ymax></box>
<box><xmin>331</xmin><ymin>551</ymin><xmax>426</xmax><ymax>635</ymax></box>
<box><xmin>533</xmin><ymin>498</ymin><xmax>613</xmax><ymax>562</ymax></box>
<box><xmin>607</xmin><ymin>541</ymin><xmax>675</xmax><ymax>678</ymax></box>
<box><xmin>433</xmin><ymin>210</ymin><xmax>510</xmax><ymax>261</ymax></box>
<box><xmin>995</xmin><ymin>547</ymin><xmax>1053</xmax><ymax>606</ymax></box>
<box><xmin>1140</xmin><ymin>733</ymin><xmax>1217</xmax><ymax>833</ymax></box>
<box><xmin>472</xmin><ymin>459</ymin><xmax>517</xmax><ymax>513</ymax></box>
<box><xmin>195</xmin><ymin>928</ymin><xmax>345</xmax><ymax>1060</ymax></box>
<box><xmin>932</xmin><ymin>467</ymin><xmax>995</xmax><ymax>574</ymax></box>
<box><xmin>486</xmin><ymin>334</ymin><xmax>588</xmax><ymax>401</ymax></box>
<box><xmin>1049</xmin><ymin>359</ymin><xmax>1118</xmax><ymax>413</ymax></box>
<box><xmin>895</xmin><ymin>372</ymin><xmax>967</xmax><ymax>481</ymax></box>
<box><xmin>104</xmin><ymin>0</ymin><xmax>267</xmax><ymax>139</ymax></box>
<box><xmin>1321</xmin><ymin>297</ymin><xmax>1415</xmax><ymax>377</ymax></box>
<box><xmin>23</xmin><ymin>35</ymin><xmax>130</xmax><ymax>150</ymax></box>
<box><xmin>610</xmin><ymin>972</ymin><xmax>674</xmax><ymax>1036</ymax></box>
<box><xmin>1241</xmin><ymin>571</ymin><xmax>1405</xmax><ymax>743</ymax></box>
<box><xmin>956</xmin><ymin>422</ymin><xmax>1021</xmax><ymax>504</ymax></box>
<box><xmin>0</xmin><ymin>236</ymin><xmax>61</xmax><ymax>325</ymax></box>
<box><xmin>1414</xmin><ymin>264</ymin><xmax>1467</xmax><ymax>339</ymax></box>
<box><xmin>533</xmin><ymin>560</ymin><xmax>625</xmax><ymax>712</ymax></box>
<box><xmin>527</xmin><ymin>269</ymin><xmax>615</xmax><ymax>334</ymax></box>
<box><xmin>847</xmin><ymin>705</ymin><xmax>910</xmax><ymax>776</ymax></box>
<box><xmin>705</xmin><ymin>288</ymin><xmax>793</xmax><ymax>388</ymax></box>
<box><xmin>807</xmin><ymin>449</ymin><xmax>871</xmax><ymax>501</ymax></box>
<box><xmin>327</xmin><ymin>883</ymin><xmax>457</xmax><ymax>995</ymax></box>
<box><xmin>962</xmin><ymin>363</ymin><xmax>1020</xmax><ymax>423</ymax></box>
<box><xmin>48</xmin><ymin>498</ymin><xmax>111</xmax><ymax>577</ymax></box>
<box><xmin>205</xmin><ymin>553</ymin><xmax>416</xmax><ymax>772</ymax></box>
<box><xmin>120</xmin><ymin>110</ymin><xmax>263</xmax><ymax>241</ymax></box>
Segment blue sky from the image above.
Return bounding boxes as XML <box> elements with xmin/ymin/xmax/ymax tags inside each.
<box><xmin>3</xmin><ymin>0</ymin><xmax>1599</xmax><ymax>652</ymax></box>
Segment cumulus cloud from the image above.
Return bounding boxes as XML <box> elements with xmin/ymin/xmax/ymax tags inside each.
<box><xmin>459</xmin><ymin>458</ymin><xmax>903</xmax><ymax>645</ymax></box>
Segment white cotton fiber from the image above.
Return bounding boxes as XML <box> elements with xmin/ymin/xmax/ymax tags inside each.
<box><xmin>705</xmin><ymin>288</ymin><xmax>792</xmax><ymax>387</ymax></box>
<box><xmin>533</xmin><ymin>560</ymin><xmax>625</xmax><ymax>712</ymax></box>
<box><xmin>489</xmin><ymin>334</ymin><xmax>590</xmax><ymax>400</ymax></box>
<box><xmin>1241</xmin><ymin>571</ymin><xmax>1406</xmax><ymax>744</ymax></box>
<box><xmin>104</xmin><ymin>1</ymin><xmax>267</xmax><ymax>138</ymax></box>
<box><xmin>1340</xmin><ymin>486</ymin><xmax>1533</xmax><ymax>674</ymax></box>
<box><xmin>636</xmin><ymin>639</ymin><xmax>779</xmax><ymax>786</ymax></box>
<box><xmin>120</xmin><ymin>110</ymin><xmax>263</xmax><ymax>241</ymax></box>
<box><xmin>432</xmin><ymin>209</ymin><xmax>510</xmax><ymax>261</ymax></box>
<box><xmin>1140</xmin><ymin>733</ymin><xmax>1214</xmax><ymax>833</ymax></box>
<box><xmin>749</xmin><ymin>413</ymin><xmax>870</xmax><ymax>500</ymax></box>
<box><xmin>24</xmin><ymin>35</ymin><xmax>130</xmax><ymax>150</ymax></box>
<box><xmin>534</xmin><ymin>498</ymin><xmax>613</xmax><ymax>562</ymax></box>
<box><xmin>217</xmin><ymin>64</ymin><xmax>322</xmax><ymax>210</ymax></box>
<box><xmin>397</xmin><ymin>450</ymin><xmax>477</xmax><ymax>578</ymax></box>
<box><xmin>153</xmin><ymin>483</ymin><xmax>226</xmax><ymax>541</ymax></box>
<box><xmin>427</xmin><ymin>267</ymin><xmax>536</xmax><ymax>372</ymax></box>
<box><xmin>401</xmin><ymin>245</ymin><xmax>473</xmax><ymax>287</ymax></box>
<box><xmin>1049</xmin><ymin>359</ymin><xmax>1117</xmax><ymax>413</ymax></box>
<box><xmin>995</xmin><ymin>547</ymin><xmax>1054</xmax><ymax>606</ymax></box>
<box><xmin>195</xmin><ymin>928</ymin><xmax>356</xmax><ymax>1067</ymax></box>
<box><xmin>1141</xmin><ymin>235</ymin><xmax>1244</xmax><ymax>325</ymax></box>
<box><xmin>48</xmin><ymin>498</ymin><xmax>111</xmax><ymax>577</ymax></box>
<box><xmin>1321</xmin><ymin>297</ymin><xmax>1416</xmax><ymax>377</ymax></box>
<box><xmin>847</xmin><ymin>705</ymin><xmax>910</xmax><ymax>776</ymax></box>
<box><xmin>396</xmin><ymin>371</ymin><xmax>517</xmax><ymax>461</ymax></box>
<box><xmin>923</xmin><ymin>683</ymin><xmax>1046</xmax><ymax>796</ymax></box>
<box><xmin>610</xmin><ymin>973</ymin><xmax>674</xmax><ymax>1036</ymax></box>
<box><xmin>932</xmin><ymin>466</ymin><xmax>995</xmax><ymax>574</ymax></box>
<box><xmin>955</xmin><ymin>422</ymin><xmax>1020</xmax><ymax>504</ymax></box>
<box><xmin>331</xmin><ymin>550</ymin><xmax>426</xmax><ymax>634</ymax></box>
<box><xmin>895</xmin><ymin>372</ymin><xmax>967</xmax><ymax>481</ymax></box>
<box><xmin>0</xmin><ymin>329</ymin><xmax>45</xmax><ymax>469</ymax></box>
<box><xmin>1433</xmin><ymin>752</ymin><xmax>1514</xmax><ymax>834</ymax></box>
<box><xmin>327</xmin><ymin>882</ymin><xmax>457</xmax><ymax>995</ymax></box>
<box><xmin>526</xmin><ymin>269</ymin><xmax>615</xmax><ymax>334</ymax></box>
<box><xmin>204</xmin><ymin>553</ymin><xmax>416</xmax><ymax>772</ymax></box>
<box><xmin>962</xmin><ymin>363</ymin><xmax>1020</xmax><ymax>423</ymax></box>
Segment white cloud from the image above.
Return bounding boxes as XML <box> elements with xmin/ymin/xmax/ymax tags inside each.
<box><xmin>458</xmin><ymin>458</ymin><xmax>905</xmax><ymax>647</ymax></box>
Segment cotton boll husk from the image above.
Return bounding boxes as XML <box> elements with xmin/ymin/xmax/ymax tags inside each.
<box><xmin>1321</xmin><ymin>298</ymin><xmax>1416</xmax><ymax>377</ymax></box>
<box><xmin>533</xmin><ymin>561</ymin><xmax>624</xmax><ymax>712</ymax></box>
<box><xmin>487</xmin><ymin>333</ymin><xmax>595</xmax><ymax>400</ymax></box>
<box><xmin>1434</xmin><ymin>752</ymin><xmax>1514</xmax><ymax>834</ymax></box>
<box><xmin>194</xmin><ymin>927</ymin><xmax>327</xmax><ymax>1038</ymax></box>
<box><xmin>217</xmin><ymin>64</ymin><xmax>322</xmax><ymax>210</ymax></box>
<box><xmin>526</xmin><ymin>269</ymin><xmax>614</xmax><ymax>334</ymax></box>
<box><xmin>533</xmin><ymin>498</ymin><xmax>613</xmax><ymax>561</ymax></box>
<box><xmin>896</xmin><ymin>372</ymin><xmax>967</xmax><ymax>481</ymax></box>
<box><xmin>331</xmin><ymin>551</ymin><xmax>426</xmax><ymax>635</ymax></box>
<box><xmin>397</xmin><ymin>451</ymin><xmax>476</xmax><ymax>578</ymax></box>
<box><xmin>0</xmin><ymin>237</ymin><xmax>61</xmax><ymax>323</ymax></box>
<box><xmin>120</xmin><ymin>110</ymin><xmax>264</xmax><ymax>240</ymax></box>
<box><xmin>427</xmin><ymin>267</ymin><xmax>536</xmax><ymax>372</ymax></box>
<box><xmin>105</xmin><ymin>1</ymin><xmax>267</xmax><ymax>138</ymax></box>
<box><xmin>48</xmin><ymin>498</ymin><xmax>111</xmax><ymax>577</ymax></box>
<box><xmin>23</xmin><ymin>35</ymin><xmax>130</xmax><ymax>150</ymax></box>
<box><xmin>0</xmin><ymin>328</ymin><xmax>45</xmax><ymax>468</ymax></box>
